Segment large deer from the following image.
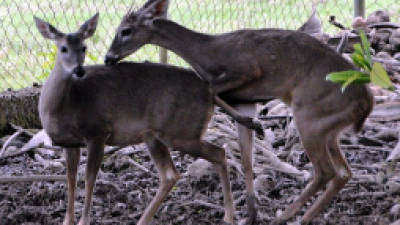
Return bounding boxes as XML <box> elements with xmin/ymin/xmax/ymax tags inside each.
<box><xmin>105</xmin><ymin>0</ymin><xmax>374</xmax><ymax>224</ymax></box>
<box><xmin>35</xmin><ymin>14</ymin><xmax>235</xmax><ymax>225</ymax></box>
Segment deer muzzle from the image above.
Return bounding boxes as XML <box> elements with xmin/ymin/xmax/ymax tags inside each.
<box><xmin>73</xmin><ymin>66</ymin><xmax>86</xmax><ymax>77</ymax></box>
<box><xmin>104</xmin><ymin>54</ymin><xmax>119</xmax><ymax>65</ymax></box>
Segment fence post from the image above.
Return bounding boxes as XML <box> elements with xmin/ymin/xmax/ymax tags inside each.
<box><xmin>159</xmin><ymin>10</ymin><xmax>168</xmax><ymax>64</ymax></box>
<box><xmin>354</xmin><ymin>0</ymin><xmax>365</xmax><ymax>18</ymax></box>
<box><xmin>159</xmin><ymin>48</ymin><xmax>168</xmax><ymax>64</ymax></box>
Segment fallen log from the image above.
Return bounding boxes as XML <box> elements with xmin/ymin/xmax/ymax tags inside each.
<box><xmin>0</xmin><ymin>86</ymin><xmax>41</xmax><ymax>129</ymax></box>
<box><xmin>0</xmin><ymin>106</ymin><xmax>6</xmax><ymax>135</ymax></box>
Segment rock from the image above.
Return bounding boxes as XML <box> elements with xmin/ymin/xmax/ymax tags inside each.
<box><xmin>394</xmin><ymin>52</ymin><xmax>400</xmax><ymax>61</ymax></box>
<box><xmin>387</xmin><ymin>137</ymin><xmax>400</xmax><ymax>161</ymax></box>
<box><xmin>187</xmin><ymin>159</ymin><xmax>215</xmax><ymax>179</ymax></box>
<box><xmin>383</xmin><ymin>43</ymin><xmax>394</xmax><ymax>52</ymax></box>
<box><xmin>390</xmin><ymin>204</ymin><xmax>400</xmax><ymax>215</ymax></box>
<box><xmin>390</xmin><ymin>29</ymin><xmax>400</xmax><ymax>51</ymax></box>
<box><xmin>352</xmin><ymin>16</ymin><xmax>367</xmax><ymax>30</ymax></box>
<box><xmin>376</xmin><ymin>51</ymin><xmax>392</xmax><ymax>59</ymax></box>
<box><xmin>385</xmin><ymin>180</ymin><xmax>400</xmax><ymax>194</ymax></box>
<box><xmin>111</xmin><ymin>203</ymin><xmax>127</xmax><ymax>217</ymax></box>
<box><xmin>370</xmin><ymin>29</ymin><xmax>391</xmax><ymax>49</ymax></box>
<box><xmin>254</xmin><ymin>174</ymin><xmax>276</xmax><ymax>194</ymax></box>
<box><xmin>114</xmin><ymin>156</ymin><xmax>133</xmax><ymax>172</ymax></box>
<box><xmin>268</xmin><ymin>102</ymin><xmax>290</xmax><ymax>116</ymax></box>
<box><xmin>263</xmin><ymin>99</ymin><xmax>282</xmax><ymax>113</ymax></box>
<box><xmin>263</xmin><ymin>128</ymin><xmax>275</xmax><ymax>146</ymax></box>
<box><xmin>366</xmin><ymin>10</ymin><xmax>390</xmax><ymax>25</ymax></box>
<box><xmin>286</xmin><ymin>120</ymin><xmax>298</xmax><ymax>139</ymax></box>
<box><xmin>392</xmin><ymin>28</ymin><xmax>400</xmax><ymax>38</ymax></box>
<box><xmin>374</xmin><ymin>128</ymin><xmax>398</xmax><ymax>142</ymax></box>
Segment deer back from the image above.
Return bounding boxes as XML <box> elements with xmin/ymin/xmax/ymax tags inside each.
<box><xmin>42</xmin><ymin>62</ymin><xmax>213</xmax><ymax>147</ymax></box>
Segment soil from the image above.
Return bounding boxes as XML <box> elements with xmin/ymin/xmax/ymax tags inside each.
<box><xmin>0</xmin><ymin>105</ymin><xmax>399</xmax><ymax>225</ymax></box>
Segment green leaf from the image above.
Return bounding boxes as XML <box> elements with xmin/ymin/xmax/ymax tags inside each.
<box><xmin>326</xmin><ymin>71</ymin><xmax>370</xmax><ymax>92</ymax></box>
<box><xmin>87</xmin><ymin>52</ymin><xmax>98</xmax><ymax>63</ymax></box>
<box><xmin>370</xmin><ymin>63</ymin><xmax>395</xmax><ymax>91</ymax></box>
<box><xmin>351</xmin><ymin>73</ymin><xmax>371</xmax><ymax>84</ymax></box>
<box><xmin>326</xmin><ymin>70</ymin><xmax>359</xmax><ymax>84</ymax></box>
<box><xmin>359</xmin><ymin>30</ymin><xmax>372</xmax><ymax>64</ymax></box>
<box><xmin>341</xmin><ymin>73</ymin><xmax>359</xmax><ymax>92</ymax></box>
<box><xmin>351</xmin><ymin>52</ymin><xmax>371</xmax><ymax>71</ymax></box>
<box><xmin>353</xmin><ymin>43</ymin><xmax>363</xmax><ymax>56</ymax></box>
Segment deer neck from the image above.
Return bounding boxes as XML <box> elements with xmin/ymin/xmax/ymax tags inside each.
<box><xmin>151</xmin><ymin>19</ymin><xmax>214</xmax><ymax>71</ymax></box>
<box><xmin>39</xmin><ymin>55</ymin><xmax>73</xmax><ymax>116</ymax></box>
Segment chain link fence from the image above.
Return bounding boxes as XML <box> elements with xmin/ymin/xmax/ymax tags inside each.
<box><xmin>0</xmin><ymin>0</ymin><xmax>399</xmax><ymax>91</ymax></box>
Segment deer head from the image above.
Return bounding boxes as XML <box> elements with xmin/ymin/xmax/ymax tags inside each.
<box><xmin>105</xmin><ymin>0</ymin><xmax>169</xmax><ymax>65</ymax></box>
<box><xmin>34</xmin><ymin>13</ymin><xmax>99</xmax><ymax>77</ymax></box>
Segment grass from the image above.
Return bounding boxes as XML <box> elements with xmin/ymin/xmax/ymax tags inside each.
<box><xmin>0</xmin><ymin>0</ymin><xmax>399</xmax><ymax>91</ymax></box>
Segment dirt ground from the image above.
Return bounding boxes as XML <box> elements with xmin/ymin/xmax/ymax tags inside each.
<box><xmin>0</xmin><ymin>103</ymin><xmax>400</xmax><ymax>225</ymax></box>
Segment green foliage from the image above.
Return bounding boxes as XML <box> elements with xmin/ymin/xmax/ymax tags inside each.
<box><xmin>371</xmin><ymin>63</ymin><xmax>395</xmax><ymax>91</ymax></box>
<box><xmin>326</xmin><ymin>30</ymin><xmax>394</xmax><ymax>92</ymax></box>
<box><xmin>86</xmin><ymin>51</ymin><xmax>98</xmax><ymax>63</ymax></box>
<box><xmin>38</xmin><ymin>44</ymin><xmax>57</xmax><ymax>79</ymax></box>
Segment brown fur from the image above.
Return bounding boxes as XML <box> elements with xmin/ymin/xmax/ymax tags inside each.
<box><xmin>36</xmin><ymin>15</ymin><xmax>235</xmax><ymax>225</ymax></box>
<box><xmin>105</xmin><ymin>1</ymin><xmax>374</xmax><ymax>223</ymax></box>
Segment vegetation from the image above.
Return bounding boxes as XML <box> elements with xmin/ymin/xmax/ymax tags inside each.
<box><xmin>0</xmin><ymin>0</ymin><xmax>399</xmax><ymax>91</ymax></box>
<box><xmin>326</xmin><ymin>31</ymin><xmax>395</xmax><ymax>92</ymax></box>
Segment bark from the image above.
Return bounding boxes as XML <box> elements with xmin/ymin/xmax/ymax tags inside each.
<box><xmin>0</xmin><ymin>106</ymin><xmax>6</xmax><ymax>134</ymax></box>
<box><xmin>0</xmin><ymin>86</ymin><xmax>41</xmax><ymax>130</ymax></box>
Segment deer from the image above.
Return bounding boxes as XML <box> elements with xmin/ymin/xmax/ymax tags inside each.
<box><xmin>104</xmin><ymin>0</ymin><xmax>374</xmax><ymax>224</ymax></box>
<box><xmin>34</xmin><ymin>14</ymin><xmax>236</xmax><ymax>225</ymax></box>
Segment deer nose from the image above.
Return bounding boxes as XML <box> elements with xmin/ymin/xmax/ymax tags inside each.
<box><xmin>105</xmin><ymin>54</ymin><xmax>118</xmax><ymax>65</ymax></box>
<box><xmin>73</xmin><ymin>66</ymin><xmax>85</xmax><ymax>77</ymax></box>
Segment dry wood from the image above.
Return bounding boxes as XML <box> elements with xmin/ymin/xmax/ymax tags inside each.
<box><xmin>0</xmin><ymin>175</ymin><xmax>66</xmax><ymax>183</ymax></box>
<box><xmin>181</xmin><ymin>199</ymin><xmax>224</xmax><ymax>211</ymax></box>
<box><xmin>34</xmin><ymin>153</ymin><xmax>63</xmax><ymax>169</ymax></box>
<box><xmin>0</xmin><ymin>130</ymin><xmax>22</xmax><ymax>157</ymax></box>
<box><xmin>124</xmin><ymin>157</ymin><xmax>157</xmax><ymax>178</ymax></box>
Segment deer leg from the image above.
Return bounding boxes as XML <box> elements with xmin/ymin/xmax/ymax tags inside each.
<box><xmin>235</xmin><ymin>104</ymin><xmax>257</xmax><ymax>225</ymax></box>
<box><xmin>172</xmin><ymin>139</ymin><xmax>235</xmax><ymax>225</ymax></box>
<box><xmin>63</xmin><ymin>148</ymin><xmax>81</xmax><ymax>225</ymax></box>
<box><xmin>137</xmin><ymin>138</ymin><xmax>180</xmax><ymax>225</ymax></box>
<box><xmin>78</xmin><ymin>137</ymin><xmax>107</xmax><ymax>225</ymax></box>
<box><xmin>197</xmin><ymin>65</ymin><xmax>269</xmax><ymax>137</ymax></box>
<box><xmin>215</xmin><ymin>96</ymin><xmax>264</xmax><ymax>138</ymax></box>
<box><xmin>301</xmin><ymin>133</ymin><xmax>351</xmax><ymax>224</ymax></box>
<box><xmin>273</xmin><ymin>119</ymin><xmax>335</xmax><ymax>224</ymax></box>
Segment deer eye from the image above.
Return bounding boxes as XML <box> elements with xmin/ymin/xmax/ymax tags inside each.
<box><xmin>121</xmin><ymin>28</ymin><xmax>132</xmax><ymax>36</ymax></box>
<box><xmin>61</xmin><ymin>46</ymin><xmax>68</xmax><ymax>53</ymax></box>
<box><xmin>82</xmin><ymin>46</ymin><xmax>87</xmax><ymax>52</ymax></box>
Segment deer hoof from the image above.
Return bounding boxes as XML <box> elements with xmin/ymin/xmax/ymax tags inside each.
<box><xmin>243</xmin><ymin>194</ymin><xmax>258</xmax><ymax>225</ymax></box>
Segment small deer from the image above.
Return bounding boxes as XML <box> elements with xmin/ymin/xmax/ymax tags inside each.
<box><xmin>105</xmin><ymin>0</ymin><xmax>374</xmax><ymax>224</ymax></box>
<box><xmin>35</xmin><ymin>14</ymin><xmax>235</xmax><ymax>225</ymax></box>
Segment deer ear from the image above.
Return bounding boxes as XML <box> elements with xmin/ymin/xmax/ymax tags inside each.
<box><xmin>140</xmin><ymin>0</ymin><xmax>169</xmax><ymax>21</ymax></box>
<box><xmin>298</xmin><ymin>9</ymin><xmax>322</xmax><ymax>35</ymax></box>
<box><xmin>34</xmin><ymin>16</ymin><xmax>64</xmax><ymax>40</ymax></box>
<box><xmin>77</xmin><ymin>13</ymin><xmax>99</xmax><ymax>39</ymax></box>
